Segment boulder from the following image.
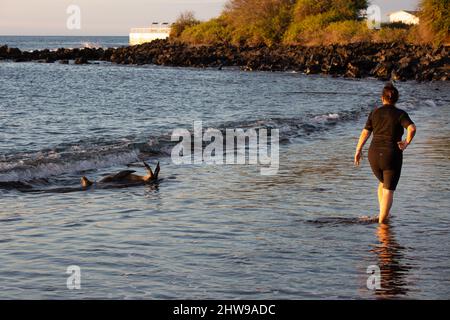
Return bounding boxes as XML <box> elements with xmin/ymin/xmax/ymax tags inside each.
<box><xmin>6</xmin><ymin>47</ymin><xmax>22</xmax><ymax>59</ymax></box>
<box><xmin>345</xmin><ymin>62</ymin><xmax>361</xmax><ymax>78</ymax></box>
<box><xmin>74</xmin><ymin>56</ymin><xmax>89</xmax><ymax>65</ymax></box>
<box><xmin>0</xmin><ymin>45</ymin><xmax>8</xmax><ymax>58</ymax></box>
<box><xmin>372</xmin><ymin>62</ymin><xmax>393</xmax><ymax>81</ymax></box>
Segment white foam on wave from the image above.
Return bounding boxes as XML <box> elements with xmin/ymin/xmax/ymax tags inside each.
<box><xmin>314</xmin><ymin>113</ymin><xmax>340</xmax><ymax>122</ymax></box>
<box><xmin>0</xmin><ymin>150</ymin><xmax>140</xmax><ymax>182</ymax></box>
<box><xmin>424</xmin><ymin>99</ymin><xmax>437</xmax><ymax>108</ymax></box>
<box><xmin>398</xmin><ymin>98</ymin><xmax>437</xmax><ymax>111</ymax></box>
<box><xmin>81</xmin><ymin>42</ymin><xmax>101</xmax><ymax>49</ymax></box>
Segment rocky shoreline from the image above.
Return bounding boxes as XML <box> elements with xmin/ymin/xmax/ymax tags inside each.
<box><xmin>1</xmin><ymin>40</ymin><xmax>448</xmax><ymax>81</ymax></box>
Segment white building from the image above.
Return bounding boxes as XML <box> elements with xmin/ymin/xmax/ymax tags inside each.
<box><xmin>388</xmin><ymin>10</ymin><xmax>420</xmax><ymax>25</ymax></box>
<box><xmin>129</xmin><ymin>22</ymin><xmax>172</xmax><ymax>45</ymax></box>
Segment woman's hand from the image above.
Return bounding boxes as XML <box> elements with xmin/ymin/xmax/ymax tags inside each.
<box><xmin>398</xmin><ymin>125</ymin><xmax>416</xmax><ymax>151</ymax></box>
<box><xmin>355</xmin><ymin>129</ymin><xmax>371</xmax><ymax>167</ymax></box>
<box><xmin>398</xmin><ymin>140</ymin><xmax>409</xmax><ymax>151</ymax></box>
<box><xmin>354</xmin><ymin>149</ymin><xmax>362</xmax><ymax>166</ymax></box>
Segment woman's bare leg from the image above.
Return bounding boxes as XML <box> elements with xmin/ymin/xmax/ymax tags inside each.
<box><xmin>379</xmin><ymin>189</ymin><xmax>394</xmax><ymax>224</ymax></box>
<box><xmin>378</xmin><ymin>183</ymin><xmax>383</xmax><ymax>208</ymax></box>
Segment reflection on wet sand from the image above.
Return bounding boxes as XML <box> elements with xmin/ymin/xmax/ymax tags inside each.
<box><xmin>372</xmin><ymin>224</ymin><xmax>411</xmax><ymax>298</ymax></box>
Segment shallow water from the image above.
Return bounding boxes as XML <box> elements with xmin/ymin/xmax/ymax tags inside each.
<box><xmin>0</xmin><ymin>52</ymin><xmax>449</xmax><ymax>299</ymax></box>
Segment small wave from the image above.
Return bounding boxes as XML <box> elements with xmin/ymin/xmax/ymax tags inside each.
<box><xmin>0</xmin><ymin>112</ymin><xmax>357</xmax><ymax>183</ymax></box>
<box><xmin>397</xmin><ymin>101</ymin><xmax>420</xmax><ymax>111</ymax></box>
<box><xmin>306</xmin><ymin>216</ymin><xmax>379</xmax><ymax>226</ymax></box>
<box><xmin>0</xmin><ymin>106</ymin><xmax>379</xmax><ymax>184</ymax></box>
<box><xmin>313</xmin><ymin>113</ymin><xmax>340</xmax><ymax>122</ymax></box>
<box><xmin>81</xmin><ymin>42</ymin><xmax>101</xmax><ymax>49</ymax></box>
<box><xmin>0</xmin><ymin>133</ymin><xmax>177</xmax><ymax>183</ymax></box>
<box><xmin>0</xmin><ymin>150</ymin><xmax>140</xmax><ymax>182</ymax></box>
<box><xmin>0</xmin><ymin>181</ymin><xmax>33</xmax><ymax>190</ymax></box>
<box><xmin>424</xmin><ymin>99</ymin><xmax>437</xmax><ymax>108</ymax></box>
<box><xmin>397</xmin><ymin>99</ymin><xmax>436</xmax><ymax>111</ymax></box>
<box><xmin>216</xmin><ymin>110</ymin><xmax>357</xmax><ymax>140</ymax></box>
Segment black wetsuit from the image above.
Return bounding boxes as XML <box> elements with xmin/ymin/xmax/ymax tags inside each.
<box><xmin>364</xmin><ymin>104</ymin><xmax>414</xmax><ymax>191</ymax></box>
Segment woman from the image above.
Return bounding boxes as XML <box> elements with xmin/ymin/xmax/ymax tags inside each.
<box><xmin>354</xmin><ymin>83</ymin><xmax>416</xmax><ymax>224</ymax></box>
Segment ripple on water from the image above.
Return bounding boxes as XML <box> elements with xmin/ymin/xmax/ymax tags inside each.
<box><xmin>0</xmin><ymin>64</ymin><xmax>450</xmax><ymax>298</ymax></box>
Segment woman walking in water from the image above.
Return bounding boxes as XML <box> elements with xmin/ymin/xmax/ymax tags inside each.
<box><xmin>354</xmin><ymin>83</ymin><xmax>417</xmax><ymax>224</ymax></box>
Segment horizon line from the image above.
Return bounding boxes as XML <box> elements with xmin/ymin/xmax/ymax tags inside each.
<box><xmin>0</xmin><ymin>34</ymin><xmax>130</xmax><ymax>37</ymax></box>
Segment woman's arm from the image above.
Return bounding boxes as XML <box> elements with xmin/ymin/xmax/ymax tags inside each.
<box><xmin>354</xmin><ymin>129</ymin><xmax>372</xmax><ymax>166</ymax></box>
<box><xmin>398</xmin><ymin>124</ymin><xmax>416</xmax><ymax>151</ymax></box>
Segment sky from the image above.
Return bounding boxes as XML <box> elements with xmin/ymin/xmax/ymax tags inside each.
<box><xmin>0</xmin><ymin>0</ymin><xmax>421</xmax><ymax>36</ymax></box>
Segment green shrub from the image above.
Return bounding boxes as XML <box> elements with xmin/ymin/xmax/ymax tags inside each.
<box><xmin>285</xmin><ymin>19</ymin><xmax>372</xmax><ymax>45</ymax></box>
<box><xmin>284</xmin><ymin>11</ymin><xmax>341</xmax><ymax>44</ymax></box>
<box><xmin>180</xmin><ymin>18</ymin><xmax>232</xmax><ymax>45</ymax></box>
<box><xmin>175</xmin><ymin>0</ymin><xmax>373</xmax><ymax>46</ymax></box>
<box><xmin>323</xmin><ymin>20</ymin><xmax>373</xmax><ymax>44</ymax></box>
<box><xmin>380</xmin><ymin>22</ymin><xmax>412</xmax><ymax>30</ymax></box>
<box><xmin>372</xmin><ymin>27</ymin><xmax>410</xmax><ymax>43</ymax></box>
<box><xmin>285</xmin><ymin>0</ymin><xmax>369</xmax><ymax>44</ymax></box>
<box><xmin>293</xmin><ymin>0</ymin><xmax>367</xmax><ymax>21</ymax></box>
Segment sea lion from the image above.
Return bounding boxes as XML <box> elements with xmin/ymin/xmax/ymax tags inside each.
<box><xmin>81</xmin><ymin>161</ymin><xmax>160</xmax><ymax>189</ymax></box>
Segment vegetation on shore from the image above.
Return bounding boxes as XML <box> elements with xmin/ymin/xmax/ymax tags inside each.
<box><xmin>1</xmin><ymin>1</ymin><xmax>448</xmax><ymax>82</ymax></box>
<box><xmin>171</xmin><ymin>0</ymin><xmax>449</xmax><ymax>46</ymax></box>
<box><xmin>418</xmin><ymin>0</ymin><xmax>450</xmax><ymax>45</ymax></box>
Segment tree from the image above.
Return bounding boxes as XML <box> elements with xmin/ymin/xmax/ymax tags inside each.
<box><xmin>223</xmin><ymin>0</ymin><xmax>296</xmax><ymax>45</ymax></box>
<box><xmin>293</xmin><ymin>0</ymin><xmax>333</xmax><ymax>19</ymax></box>
<box><xmin>332</xmin><ymin>0</ymin><xmax>368</xmax><ymax>19</ymax></box>
<box><xmin>170</xmin><ymin>11</ymin><xmax>201</xmax><ymax>39</ymax></box>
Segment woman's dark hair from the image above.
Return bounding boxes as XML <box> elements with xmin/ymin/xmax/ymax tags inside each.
<box><xmin>382</xmin><ymin>83</ymin><xmax>399</xmax><ymax>104</ymax></box>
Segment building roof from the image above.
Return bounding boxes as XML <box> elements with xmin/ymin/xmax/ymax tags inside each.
<box><xmin>404</xmin><ymin>10</ymin><xmax>419</xmax><ymax>16</ymax></box>
<box><xmin>388</xmin><ymin>10</ymin><xmax>419</xmax><ymax>17</ymax></box>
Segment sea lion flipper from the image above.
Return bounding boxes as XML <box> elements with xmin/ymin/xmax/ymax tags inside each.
<box><xmin>154</xmin><ymin>162</ymin><xmax>160</xmax><ymax>179</ymax></box>
<box><xmin>143</xmin><ymin>161</ymin><xmax>154</xmax><ymax>176</ymax></box>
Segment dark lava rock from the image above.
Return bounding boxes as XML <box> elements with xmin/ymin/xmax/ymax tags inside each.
<box><xmin>13</xmin><ymin>57</ymin><xmax>28</xmax><ymax>62</ymax></box>
<box><xmin>0</xmin><ymin>45</ymin><xmax>8</xmax><ymax>58</ymax></box>
<box><xmin>1</xmin><ymin>40</ymin><xmax>448</xmax><ymax>81</ymax></box>
<box><xmin>6</xmin><ymin>47</ymin><xmax>22</xmax><ymax>59</ymax></box>
<box><xmin>305</xmin><ymin>63</ymin><xmax>321</xmax><ymax>75</ymax></box>
<box><xmin>74</xmin><ymin>56</ymin><xmax>89</xmax><ymax>65</ymax></box>
<box><xmin>372</xmin><ymin>62</ymin><xmax>394</xmax><ymax>81</ymax></box>
<box><xmin>345</xmin><ymin>62</ymin><xmax>361</xmax><ymax>78</ymax></box>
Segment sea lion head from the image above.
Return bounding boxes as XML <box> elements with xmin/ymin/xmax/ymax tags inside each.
<box><xmin>81</xmin><ymin>176</ymin><xmax>93</xmax><ymax>188</ymax></box>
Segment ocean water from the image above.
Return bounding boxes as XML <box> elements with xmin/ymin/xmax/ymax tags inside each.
<box><xmin>1</xmin><ymin>37</ymin><xmax>450</xmax><ymax>299</ymax></box>
<box><xmin>0</xmin><ymin>35</ymin><xmax>128</xmax><ymax>51</ymax></box>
